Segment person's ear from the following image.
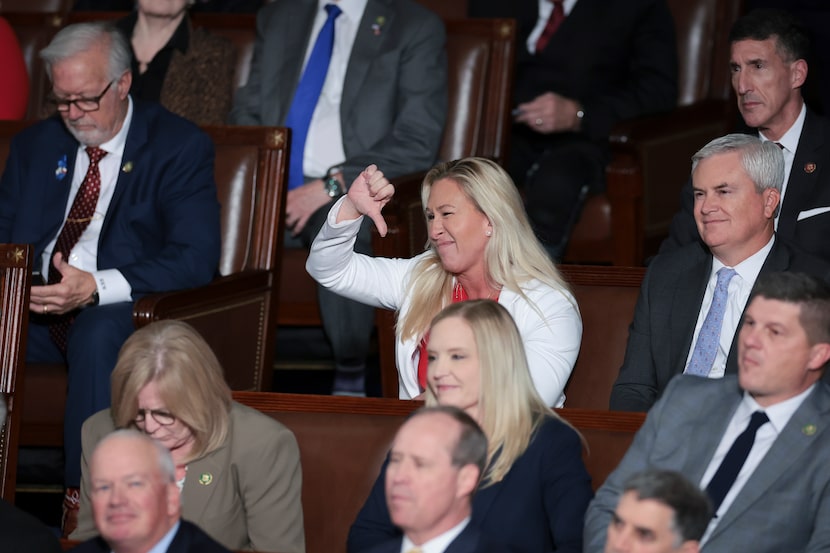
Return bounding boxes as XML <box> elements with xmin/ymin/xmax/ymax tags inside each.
<box><xmin>762</xmin><ymin>187</ymin><xmax>780</xmax><ymax>218</ymax></box>
<box><xmin>790</xmin><ymin>59</ymin><xmax>808</xmax><ymax>89</ymax></box>
<box><xmin>806</xmin><ymin>342</ymin><xmax>830</xmax><ymax>372</ymax></box>
<box><xmin>456</xmin><ymin>464</ymin><xmax>480</xmax><ymax>499</ymax></box>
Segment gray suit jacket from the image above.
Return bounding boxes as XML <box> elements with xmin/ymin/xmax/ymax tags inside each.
<box><xmin>228</xmin><ymin>0</ymin><xmax>447</xmax><ymax>185</ymax></box>
<box><xmin>586</xmin><ymin>374</ymin><xmax>830</xmax><ymax>553</ymax></box>
<box><xmin>610</xmin><ymin>238</ymin><xmax>830</xmax><ymax>412</ymax></box>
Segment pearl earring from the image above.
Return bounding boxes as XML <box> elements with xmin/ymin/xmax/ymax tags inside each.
<box><xmin>486</xmin><ymin>230</ymin><xmax>492</xmax><ymax>237</ymax></box>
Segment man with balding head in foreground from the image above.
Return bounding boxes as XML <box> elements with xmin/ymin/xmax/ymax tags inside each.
<box><xmin>72</xmin><ymin>430</ymin><xmax>229</xmax><ymax>553</ymax></box>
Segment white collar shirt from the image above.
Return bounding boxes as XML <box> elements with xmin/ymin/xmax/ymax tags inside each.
<box><xmin>759</xmin><ymin>102</ymin><xmax>806</xmax><ymax>229</ymax></box>
<box><xmin>399</xmin><ymin>518</ymin><xmax>470</xmax><ymax>553</ymax></box>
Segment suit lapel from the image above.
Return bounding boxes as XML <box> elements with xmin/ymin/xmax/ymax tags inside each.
<box><xmin>100</xmin><ymin>99</ymin><xmax>148</xmax><ymax>242</ymax></box>
<box><xmin>668</xmin><ymin>249</ymin><xmax>711</xmax><ymax>375</ymax></box>
<box><xmin>778</xmin><ymin>109</ymin><xmax>827</xmax><ymax>237</ymax></box>
<box><xmin>180</xmin><ymin>443</ymin><xmax>230</xmax><ymax>524</ymax></box>
<box><xmin>273</xmin><ymin>0</ymin><xmax>317</xmax><ymax>125</ymax></box>
<box><xmin>708</xmin><ymin>384</ymin><xmax>830</xmax><ymax>541</ymax></box>
<box><xmin>341</xmin><ymin>0</ymin><xmax>393</xmax><ymax>125</ymax></box>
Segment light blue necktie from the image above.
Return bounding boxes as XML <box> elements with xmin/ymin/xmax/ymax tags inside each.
<box><xmin>284</xmin><ymin>4</ymin><xmax>342</xmax><ymax>189</ymax></box>
<box><xmin>686</xmin><ymin>267</ymin><xmax>737</xmax><ymax>377</ymax></box>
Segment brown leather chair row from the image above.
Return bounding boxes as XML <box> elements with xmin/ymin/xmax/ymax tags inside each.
<box><xmin>0</xmin><ymin>243</ymin><xmax>33</xmax><ymax>503</ymax></box>
<box><xmin>564</xmin><ymin>0</ymin><xmax>745</xmax><ymax>265</ymax></box>
<box><xmin>0</xmin><ymin>122</ymin><xmax>290</xmax><ymax>448</ymax></box>
<box><xmin>230</xmin><ymin>392</ymin><xmax>645</xmax><ymax>553</ymax></box>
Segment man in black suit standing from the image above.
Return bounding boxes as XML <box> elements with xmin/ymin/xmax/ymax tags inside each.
<box><xmin>611</xmin><ymin>134</ymin><xmax>830</xmax><ymax>412</ymax></box>
<box><xmin>72</xmin><ymin>430</ymin><xmax>229</xmax><ymax>553</ymax></box>
<box><xmin>362</xmin><ymin>406</ymin><xmax>499</xmax><ymax>553</ymax></box>
<box><xmin>468</xmin><ymin>0</ymin><xmax>678</xmax><ymax>259</ymax></box>
<box><xmin>662</xmin><ymin>9</ymin><xmax>830</xmax><ymax>263</ymax></box>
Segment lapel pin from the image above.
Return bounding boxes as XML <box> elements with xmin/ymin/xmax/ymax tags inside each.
<box><xmin>804</xmin><ymin>163</ymin><xmax>816</xmax><ymax>174</ymax></box>
<box><xmin>802</xmin><ymin>423</ymin><xmax>817</xmax><ymax>436</ymax></box>
<box><xmin>122</xmin><ymin>161</ymin><xmax>134</xmax><ymax>173</ymax></box>
<box><xmin>372</xmin><ymin>16</ymin><xmax>385</xmax><ymax>36</ymax></box>
<box><xmin>55</xmin><ymin>155</ymin><xmax>68</xmax><ymax>181</ymax></box>
<box><xmin>198</xmin><ymin>472</ymin><xmax>213</xmax><ymax>485</ymax></box>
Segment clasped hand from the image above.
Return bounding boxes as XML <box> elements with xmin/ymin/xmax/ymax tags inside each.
<box><xmin>29</xmin><ymin>252</ymin><xmax>97</xmax><ymax>314</ymax></box>
<box><xmin>337</xmin><ymin>164</ymin><xmax>396</xmax><ymax>236</ymax></box>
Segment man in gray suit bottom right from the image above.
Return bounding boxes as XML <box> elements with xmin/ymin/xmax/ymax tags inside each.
<box><xmin>584</xmin><ymin>271</ymin><xmax>830</xmax><ymax>553</ymax></box>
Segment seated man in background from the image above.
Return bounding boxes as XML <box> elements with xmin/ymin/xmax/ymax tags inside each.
<box><xmin>362</xmin><ymin>405</ymin><xmax>499</xmax><ymax>553</ymax></box>
<box><xmin>661</xmin><ymin>9</ymin><xmax>830</xmax><ymax>263</ymax></box>
<box><xmin>610</xmin><ymin>134</ymin><xmax>830</xmax><ymax>412</ymax></box>
<box><xmin>72</xmin><ymin>430</ymin><xmax>230</xmax><ymax>553</ymax></box>
<box><xmin>586</xmin><ymin>271</ymin><xmax>830</xmax><ymax>553</ymax></box>
<box><xmin>0</xmin><ymin>21</ymin><xmax>220</xmax><ymax>533</ymax></box>
<box><xmin>604</xmin><ymin>470</ymin><xmax>710</xmax><ymax>553</ymax></box>
<box><xmin>468</xmin><ymin>0</ymin><xmax>678</xmax><ymax>259</ymax></box>
<box><xmin>229</xmin><ymin>0</ymin><xmax>447</xmax><ymax>396</ymax></box>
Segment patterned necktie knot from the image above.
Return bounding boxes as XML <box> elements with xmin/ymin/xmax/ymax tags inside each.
<box><xmin>85</xmin><ymin>146</ymin><xmax>107</xmax><ymax>165</ymax></box>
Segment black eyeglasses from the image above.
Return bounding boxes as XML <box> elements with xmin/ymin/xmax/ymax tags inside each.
<box><xmin>134</xmin><ymin>408</ymin><xmax>177</xmax><ymax>426</ymax></box>
<box><xmin>48</xmin><ymin>80</ymin><xmax>114</xmax><ymax>113</ymax></box>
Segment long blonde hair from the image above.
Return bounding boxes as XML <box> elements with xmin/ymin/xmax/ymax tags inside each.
<box><xmin>110</xmin><ymin>320</ymin><xmax>232</xmax><ymax>463</ymax></box>
<box><xmin>425</xmin><ymin>300</ymin><xmax>574</xmax><ymax>484</ymax></box>
<box><xmin>398</xmin><ymin>157</ymin><xmax>571</xmax><ymax>343</ymax></box>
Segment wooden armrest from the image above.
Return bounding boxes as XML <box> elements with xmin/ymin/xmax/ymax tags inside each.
<box><xmin>610</xmin><ymin>99</ymin><xmax>732</xmax><ymax>147</ymax></box>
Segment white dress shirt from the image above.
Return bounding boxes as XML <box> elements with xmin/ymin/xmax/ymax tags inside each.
<box><xmin>759</xmin><ymin>102</ymin><xmax>806</xmax><ymax>229</ymax></box>
<box><xmin>399</xmin><ymin>517</ymin><xmax>470</xmax><ymax>553</ymax></box>
<box><xmin>527</xmin><ymin>0</ymin><xmax>578</xmax><ymax>53</ymax></box>
<box><xmin>41</xmin><ymin>97</ymin><xmax>134</xmax><ymax>305</ymax></box>
<box><xmin>143</xmin><ymin>520</ymin><xmax>180</xmax><ymax>553</ymax></box>
<box><xmin>302</xmin><ymin>0</ymin><xmax>368</xmax><ymax>179</ymax></box>
<box><xmin>699</xmin><ymin>385</ymin><xmax>814</xmax><ymax>544</ymax></box>
<box><xmin>684</xmin><ymin>235</ymin><xmax>774</xmax><ymax>377</ymax></box>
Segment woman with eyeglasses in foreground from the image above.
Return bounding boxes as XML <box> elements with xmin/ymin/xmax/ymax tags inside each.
<box><xmin>348</xmin><ymin>300</ymin><xmax>593</xmax><ymax>553</ymax></box>
<box><xmin>70</xmin><ymin>320</ymin><xmax>305</xmax><ymax>553</ymax></box>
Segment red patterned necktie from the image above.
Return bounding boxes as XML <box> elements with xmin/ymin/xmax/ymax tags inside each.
<box><xmin>535</xmin><ymin>0</ymin><xmax>565</xmax><ymax>53</ymax></box>
<box><xmin>48</xmin><ymin>146</ymin><xmax>107</xmax><ymax>352</ymax></box>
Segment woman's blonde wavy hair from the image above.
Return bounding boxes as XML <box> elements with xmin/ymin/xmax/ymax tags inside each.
<box><xmin>398</xmin><ymin>157</ymin><xmax>571</xmax><ymax>342</ymax></box>
<box><xmin>425</xmin><ymin>300</ymin><xmax>577</xmax><ymax>484</ymax></box>
<box><xmin>110</xmin><ymin>320</ymin><xmax>232</xmax><ymax>463</ymax></box>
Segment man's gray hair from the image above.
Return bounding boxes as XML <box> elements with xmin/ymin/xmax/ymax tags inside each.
<box><xmin>692</xmin><ymin>133</ymin><xmax>785</xmax><ymax>194</ymax></box>
<box><xmin>40</xmin><ymin>22</ymin><xmax>131</xmax><ymax>83</ymax></box>
<box><xmin>98</xmin><ymin>429</ymin><xmax>177</xmax><ymax>484</ymax></box>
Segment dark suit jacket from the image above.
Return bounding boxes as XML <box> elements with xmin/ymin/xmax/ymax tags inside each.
<box><xmin>468</xmin><ymin>0</ymin><xmax>677</xmax><ymax>141</ymax></box>
<box><xmin>0</xmin><ymin>498</ymin><xmax>62</xmax><ymax>553</ymax></box>
<box><xmin>610</xmin><ymin>238</ymin><xmax>830</xmax><ymax>412</ymax></box>
<box><xmin>70</xmin><ymin>519</ymin><xmax>231</xmax><ymax>552</ymax></box>
<box><xmin>361</xmin><ymin>523</ymin><xmax>509</xmax><ymax>553</ymax></box>
<box><xmin>586</xmin><ymin>375</ymin><xmax>830</xmax><ymax>553</ymax></box>
<box><xmin>228</xmin><ymin>0</ymin><xmax>447</xmax><ymax>185</ymax></box>
<box><xmin>662</xmin><ymin>108</ymin><xmax>830</xmax><ymax>262</ymax></box>
<box><xmin>348</xmin><ymin>417</ymin><xmax>593</xmax><ymax>553</ymax></box>
<box><xmin>0</xmin><ymin>99</ymin><xmax>221</xmax><ymax>295</ymax></box>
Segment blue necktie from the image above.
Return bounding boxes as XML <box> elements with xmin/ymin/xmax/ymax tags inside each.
<box><xmin>686</xmin><ymin>267</ymin><xmax>737</xmax><ymax>377</ymax></box>
<box><xmin>706</xmin><ymin>410</ymin><xmax>769</xmax><ymax>513</ymax></box>
<box><xmin>284</xmin><ymin>3</ymin><xmax>342</xmax><ymax>189</ymax></box>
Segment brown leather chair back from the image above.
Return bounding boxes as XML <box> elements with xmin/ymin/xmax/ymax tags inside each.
<box><xmin>202</xmin><ymin>125</ymin><xmax>288</xmax><ymax>275</ymax></box>
<box><xmin>559</xmin><ymin>265</ymin><xmax>645</xmax><ymax>410</ymax></box>
<box><xmin>671</xmin><ymin>0</ymin><xmax>742</xmax><ymax>106</ymax></box>
<box><xmin>0</xmin><ymin>243</ymin><xmax>33</xmax><ymax>501</ymax></box>
<box><xmin>3</xmin><ymin>12</ymin><xmax>64</xmax><ymax>120</ymax></box>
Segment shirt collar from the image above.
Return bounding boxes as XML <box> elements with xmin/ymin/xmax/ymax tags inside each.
<box><xmin>317</xmin><ymin>0</ymin><xmax>368</xmax><ymax>23</ymax></box>
<box><xmin>400</xmin><ymin>517</ymin><xmax>470</xmax><ymax>553</ymax></box>
<box><xmin>142</xmin><ymin>520</ymin><xmax>180</xmax><ymax>553</ymax></box>
<box><xmin>711</xmin><ymin>234</ymin><xmax>774</xmax><ymax>282</ymax></box>
<box><xmin>741</xmin><ymin>383</ymin><xmax>815</xmax><ymax>433</ymax></box>
<box><xmin>759</xmin><ymin>103</ymin><xmax>806</xmax><ymax>154</ymax></box>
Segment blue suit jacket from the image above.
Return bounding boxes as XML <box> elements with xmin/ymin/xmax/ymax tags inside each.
<box><xmin>0</xmin><ymin>99</ymin><xmax>221</xmax><ymax>295</ymax></box>
<box><xmin>348</xmin><ymin>416</ymin><xmax>593</xmax><ymax>553</ymax></box>
<box><xmin>71</xmin><ymin>519</ymin><xmax>231</xmax><ymax>552</ymax></box>
<box><xmin>361</xmin><ymin>523</ymin><xmax>510</xmax><ymax>553</ymax></box>
<box><xmin>586</xmin><ymin>375</ymin><xmax>830</xmax><ymax>553</ymax></box>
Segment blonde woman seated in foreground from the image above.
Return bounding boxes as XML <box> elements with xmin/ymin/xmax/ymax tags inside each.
<box><xmin>71</xmin><ymin>320</ymin><xmax>305</xmax><ymax>553</ymax></box>
<box><xmin>307</xmin><ymin>158</ymin><xmax>582</xmax><ymax>406</ymax></box>
<box><xmin>348</xmin><ymin>299</ymin><xmax>593</xmax><ymax>553</ymax></box>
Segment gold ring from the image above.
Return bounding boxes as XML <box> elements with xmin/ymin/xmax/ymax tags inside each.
<box><xmin>535</xmin><ymin>118</ymin><xmax>543</xmax><ymax>126</ymax></box>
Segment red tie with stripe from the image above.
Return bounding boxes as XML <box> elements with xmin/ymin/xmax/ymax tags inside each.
<box><xmin>535</xmin><ymin>0</ymin><xmax>565</xmax><ymax>53</ymax></box>
<box><xmin>48</xmin><ymin>146</ymin><xmax>107</xmax><ymax>352</ymax></box>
